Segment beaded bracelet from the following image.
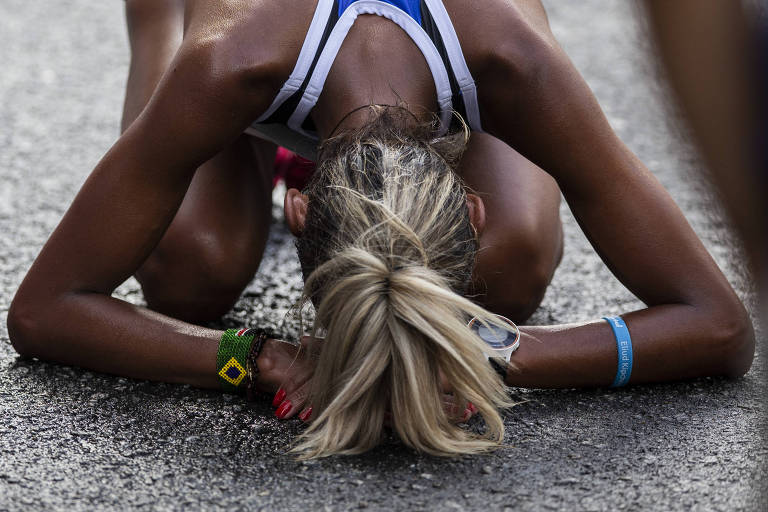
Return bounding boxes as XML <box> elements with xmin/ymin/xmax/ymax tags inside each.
<box><xmin>245</xmin><ymin>329</ymin><xmax>270</xmax><ymax>401</ymax></box>
<box><xmin>217</xmin><ymin>328</ymin><xmax>272</xmax><ymax>395</ymax></box>
<box><xmin>217</xmin><ymin>329</ymin><xmax>254</xmax><ymax>393</ymax></box>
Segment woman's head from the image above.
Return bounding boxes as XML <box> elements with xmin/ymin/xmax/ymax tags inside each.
<box><xmin>285</xmin><ymin>106</ymin><xmax>512</xmax><ymax>458</ymax></box>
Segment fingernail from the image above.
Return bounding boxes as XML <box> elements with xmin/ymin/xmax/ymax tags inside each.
<box><xmin>299</xmin><ymin>407</ymin><xmax>313</xmax><ymax>422</ymax></box>
<box><xmin>462</xmin><ymin>408</ymin><xmax>471</xmax><ymax>421</ymax></box>
<box><xmin>272</xmin><ymin>389</ymin><xmax>286</xmax><ymax>407</ymax></box>
<box><xmin>468</xmin><ymin>402</ymin><xmax>477</xmax><ymax>414</ymax></box>
<box><xmin>276</xmin><ymin>400</ymin><xmax>292</xmax><ymax>419</ymax></box>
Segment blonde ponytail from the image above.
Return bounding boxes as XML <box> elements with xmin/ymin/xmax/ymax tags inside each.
<box><xmin>292</xmin><ymin>106</ymin><xmax>513</xmax><ymax>458</ymax></box>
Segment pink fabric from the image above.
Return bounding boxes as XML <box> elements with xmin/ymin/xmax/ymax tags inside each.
<box><xmin>273</xmin><ymin>147</ymin><xmax>316</xmax><ymax>191</ymax></box>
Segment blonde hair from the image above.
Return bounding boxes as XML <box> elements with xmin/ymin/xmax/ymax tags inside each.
<box><xmin>293</xmin><ymin>106</ymin><xmax>513</xmax><ymax>458</ymax></box>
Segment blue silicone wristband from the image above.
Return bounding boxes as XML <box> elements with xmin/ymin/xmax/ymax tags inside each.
<box><xmin>603</xmin><ymin>316</ymin><xmax>633</xmax><ymax>387</ymax></box>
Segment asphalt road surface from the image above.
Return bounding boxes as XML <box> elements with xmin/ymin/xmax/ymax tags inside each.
<box><xmin>0</xmin><ymin>1</ymin><xmax>765</xmax><ymax>510</ymax></box>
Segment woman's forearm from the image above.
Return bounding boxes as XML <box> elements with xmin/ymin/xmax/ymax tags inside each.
<box><xmin>506</xmin><ymin>303</ymin><xmax>754</xmax><ymax>388</ymax></box>
<box><xmin>9</xmin><ymin>291</ymin><xmax>222</xmax><ymax>388</ymax></box>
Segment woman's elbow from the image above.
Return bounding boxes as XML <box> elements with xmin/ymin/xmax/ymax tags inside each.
<box><xmin>7</xmin><ymin>292</ymin><xmax>46</xmax><ymax>359</ymax></box>
<box><xmin>711</xmin><ymin>303</ymin><xmax>755</xmax><ymax>378</ymax></box>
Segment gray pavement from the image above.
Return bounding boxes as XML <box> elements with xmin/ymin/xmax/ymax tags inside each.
<box><xmin>0</xmin><ymin>1</ymin><xmax>765</xmax><ymax>510</ymax></box>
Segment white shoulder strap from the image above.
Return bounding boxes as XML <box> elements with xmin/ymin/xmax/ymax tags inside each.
<box><xmin>423</xmin><ymin>0</ymin><xmax>482</xmax><ymax>131</ymax></box>
<box><xmin>254</xmin><ymin>0</ymin><xmax>336</xmax><ymax>123</ymax></box>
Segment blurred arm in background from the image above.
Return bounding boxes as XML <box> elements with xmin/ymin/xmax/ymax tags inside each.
<box><xmin>642</xmin><ymin>0</ymin><xmax>767</xmax><ymax>297</ymax></box>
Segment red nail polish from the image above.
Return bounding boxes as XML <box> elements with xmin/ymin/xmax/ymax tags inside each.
<box><xmin>299</xmin><ymin>407</ymin><xmax>313</xmax><ymax>422</ymax></box>
<box><xmin>468</xmin><ymin>402</ymin><xmax>477</xmax><ymax>414</ymax></box>
<box><xmin>276</xmin><ymin>400</ymin><xmax>292</xmax><ymax>419</ymax></box>
<box><xmin>462</xmin><ymin>409</ymin><xmax>471</xmax><ymax>421</ymax></box>
<box><xmin>272</xmin><ymin>389</ymin><xmax>286</xmax><ymax>407</ymax></box>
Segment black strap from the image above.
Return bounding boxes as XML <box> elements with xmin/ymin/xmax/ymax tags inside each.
<box><xmin>419</xmin><ymin>0</ymin><xmax>468</xmax><ymax>130</ymax></box>
<box><xmin>489</xmin><ymin>357</ymin><xmax>509</xmax><ymax>380</ymax></box>
<box><xmin>261</xmin><ymin>0</ymin><xmax>341</xmax><ymax>135</ymax></box>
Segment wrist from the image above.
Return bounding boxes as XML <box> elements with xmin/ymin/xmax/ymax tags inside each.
<box><xmin>501</xmin><ymin>329</ymin><xmax>538</xmax><ymax>387</ymax></box>
<box><xmin>251</xmin><ymin>338</ymin><xmax>280</xmax><ymax>393</ymax></box>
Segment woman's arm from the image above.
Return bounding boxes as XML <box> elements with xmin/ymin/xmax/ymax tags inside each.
<box><xmin>479</xmin><ymin>11</ymin><xmax>754</xmax><ymax>387</ymax></box>
<box><xmin>7</xmin><ymin>37</ymin><xmax>305</xmax><ymax>395</ymax></box>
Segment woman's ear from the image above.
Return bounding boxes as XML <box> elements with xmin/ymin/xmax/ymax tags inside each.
<box><xmin>284</xmin><ymin>188</ymin><xmax>309</xmax><ymax>237</ymax></box>
<box><xmin>466</xmin><ymin>193</ymin><xmax>486</xmax><ymax>237</ymax></box>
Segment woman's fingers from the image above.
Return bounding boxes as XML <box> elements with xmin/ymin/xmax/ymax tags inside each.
<box><xmin>441</xmin><ymin>395</ymin><xmax>476</xmax><ymax>422</ymax></box>
<box><xmin>268</xmin><ymin>334</ymin><xmax>323</xmax><ymax>421</ymax></box>
<box><xmin>381</xmin><ymin>397</ymin><xmax>475</xmax><ymax>429</ymax></box>
<box><xmin>274</xmin><ymin>378</ymin><xmax>312</xmax><ymax>420</ymax></box>
<box><xmin>256</xmin><ymin>338</ymin><xmax>302</xmax><ymax>393</ymax></box>
<box><xmin>271</xmin><ymin>388</ymin><xmax>286</xmax><ymax>407</ymax></box>
<box><xmin>438</xmin><ymin>369</ymin><xmax>453</xmax><ymax>394</ymax></box>
<box><xmin>437</xmin><ymin>369</ymin><xmax>472</xmax><ymax>420</ymax></box>
<box><xmin>298</xmin><ymin>406</ymin><xmax>313</xmax><ymax>422</ymax></box>
<box><xmin>442</xmin><ymin>395</ymin><xmax>464</xmax><ymax>420</ymax></box>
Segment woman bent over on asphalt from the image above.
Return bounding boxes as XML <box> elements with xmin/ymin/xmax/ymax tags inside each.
<box><xmin>7</xmin><ymin>0</ymin><xmax>755</xmax><ymax>458</ymax></box>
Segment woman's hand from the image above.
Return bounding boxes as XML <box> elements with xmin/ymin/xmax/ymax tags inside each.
<box><xmin>255</xmin><ymin>337</ymin><xmax>477</xmax><ymax>423</ymax></box>
<box><xmin>254</xmin><ymin>336</ymin><xmax>318</xmax><ymax>420</ymax></box>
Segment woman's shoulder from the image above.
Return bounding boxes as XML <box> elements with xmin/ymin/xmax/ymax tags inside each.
<box><xmin>445</xmin><ymin>0</ymin><xmax>556</xmax><ymax>70</ymax></box>
<box><xmin>181</xmin><ymin>0</ymin><xmax>316</xmax><ymax>90</ymax></box>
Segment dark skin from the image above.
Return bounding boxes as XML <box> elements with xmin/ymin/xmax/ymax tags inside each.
<box><xmin>7</xmin><ymin>0</ymin><xmax>754</xmax><ymax>420</ymax></box>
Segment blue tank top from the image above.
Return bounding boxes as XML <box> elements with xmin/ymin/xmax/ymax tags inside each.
<box><xmin>339</xmin><ymin>0</ymin><xmax>422</xmax><ymax>24</ymax></box>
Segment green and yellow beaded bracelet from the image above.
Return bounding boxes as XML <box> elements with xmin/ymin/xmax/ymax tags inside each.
<box><xmin>216</xmin><ymin>328</ymin><xmax>269</xmax><ymax>394</ymax></box>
